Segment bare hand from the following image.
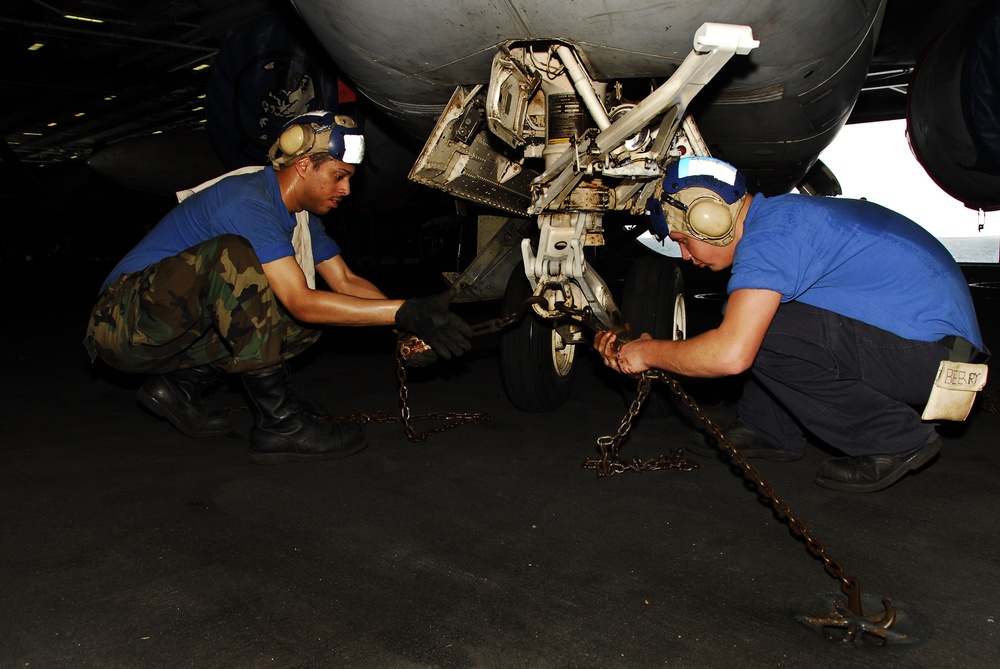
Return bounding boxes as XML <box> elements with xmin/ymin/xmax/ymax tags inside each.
<box><xmin>595</xmin><ymin>330</ymin><xmax>652</xmax><ymax>376</ymax></box>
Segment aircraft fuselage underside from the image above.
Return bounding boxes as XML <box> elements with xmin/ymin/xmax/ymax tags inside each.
<box><xmin>410</xmin><ymin>23</ymin><xmax>759</xmax><ymax>331</ymax></box>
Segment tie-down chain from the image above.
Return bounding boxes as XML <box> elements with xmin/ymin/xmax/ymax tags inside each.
<box><xmin>386</xmin><ymin>292</ymin><xmax>931</xmax><ymax>645</ymax></box>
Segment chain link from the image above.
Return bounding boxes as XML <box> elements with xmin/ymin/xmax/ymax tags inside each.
<box><xmin>542</xmin><ymin>297</ymin><xmax>871</xmax><ymax>617</ymax></box>
<box><xmin>594</xmin><ymin>365</ymin><xmax>865</xmax><ymax>616</ymax></box>
<box><xmin>274</xmin><ymin>292</ymin><xmax>923</xmax><ymax>621</ymax></box>
<box><xmin>393</xmin><ymin>338</ymin><xmax>491</xmax><ymax>442</ymax></box>
<box><xmin>582</xmin><ymin>374</ymin><xmax>700</xmax><ymax>475</ymax></box>
<box><xmin>316</xmin><ymin>337</ymin><xmax>492</xmax><ymax>442</ymax></box>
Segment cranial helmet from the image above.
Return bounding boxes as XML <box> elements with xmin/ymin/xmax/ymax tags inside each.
<box><xmin>268</xmin><ymin>111</ymin><xmax>365</xmax><ymax>167</ymax></box>
<box><xmin>657</xmin><ymin>156</ymin><xmax>747</xmax><ymax>246</ymax></box>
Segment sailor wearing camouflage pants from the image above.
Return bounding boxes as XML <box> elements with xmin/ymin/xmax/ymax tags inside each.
<box><xmin>84</xmin><ymin>112</ymin><xmax>471</xmax><ymax>464</ymax></box>
<box><xmin>86</xmin><ymin>234</ymin><xmax>319</xmax><ymax>376</ymax></box>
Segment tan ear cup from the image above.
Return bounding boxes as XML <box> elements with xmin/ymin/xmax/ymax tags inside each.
<box><xmin>687</xmin><ymin>196</ymin><xmax>734</xmax><ymax>240</ymax></box>
<box><xmin>333</xmin><ymin>114</ymin><xmax>357</xmax><ymax>129</ymax></box>
<box><xmin>277</xmin><ymin>124</ymin><xmax>316</xmax><ymax>158</ymax></box>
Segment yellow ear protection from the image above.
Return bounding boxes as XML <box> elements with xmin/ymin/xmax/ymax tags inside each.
<box><xmin>276</xmin><ymin>123</ymin><xmax>320</xmax><ymax>158</ymax></box>
<box><xmin>662</xmin><ymin>187</ymin><xmax>743</xmax><ymax>244</ymax></box>
<box><xmin>660</xmin><ymin>157</ymin><xmax>747</xmax><ymax>246</ymax></box>
<box><xmin>268</xmin><ymin>111</ymin><xmax>365</xmax><ymax>167</ymax></box>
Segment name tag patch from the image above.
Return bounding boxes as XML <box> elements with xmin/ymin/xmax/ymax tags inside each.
<box><xmin>921</xmin><ymin>360</ymin><xmax>989</xmax><ymax>421</ymax></box>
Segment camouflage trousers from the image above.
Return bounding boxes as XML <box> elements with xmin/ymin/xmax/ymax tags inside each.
<box><xmin>83</xmin><ymin>234</ymin><xmax>320</xmax><ymax>375</ymax></box>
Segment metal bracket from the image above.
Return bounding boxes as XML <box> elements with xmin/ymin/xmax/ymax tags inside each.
<box><xmin>529</xmin><ymin>22</ymin><xmax>758</xmax><ymax>215</ymax></box>
<box><xmin>520</xmin><ymin>211</ymin><xmax>617</xmax><ymax>328</ymax></box>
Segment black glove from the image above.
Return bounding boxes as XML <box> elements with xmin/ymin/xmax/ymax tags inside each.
<box><xmin>394</xmin><ymin>288</ymin><xmax>473</xmax><ymax>360</ymax></box>
<box><xmin>406</xmin><ymin>349</ymin><xmax>439</xmax><ymax>368</ymax></box>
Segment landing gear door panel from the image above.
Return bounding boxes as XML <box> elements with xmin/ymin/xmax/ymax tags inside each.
<box><xmin>409</xmin><ymin>85</ymin><xmax>539</xmax><ymax>217</ymax></box>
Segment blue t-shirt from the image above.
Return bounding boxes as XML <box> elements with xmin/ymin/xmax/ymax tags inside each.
<box><xmin>729</xmin><ymin>193</ymin><xmax>984</xmax><ymax>350</ymax></box>
<box><xmin>100</xmin><ymin>168</ymin><xmax>340</xmax><ymax>292</ymax></box>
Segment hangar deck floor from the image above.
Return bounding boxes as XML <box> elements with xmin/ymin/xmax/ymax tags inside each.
<box><xmin>2</xmin><ymin>261</ymin><xmax>998</xmax><ymax>669</ymax></box>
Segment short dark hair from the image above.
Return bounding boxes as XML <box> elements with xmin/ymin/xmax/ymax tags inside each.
<box><xmin>308</xmin><ymin>152</ymin><xmax>334</xmax><ymax>168</ymax></box>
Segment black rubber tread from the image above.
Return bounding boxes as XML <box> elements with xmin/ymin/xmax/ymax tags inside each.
<box><xmin>620</xmin><ymin>255</ymin><xmax>685</xmax><ymax>416</ymax></box>
<box><xmin>499</xmin><ymin>266</ymin><xmax>577</xmax><ymax>412</ymax></box>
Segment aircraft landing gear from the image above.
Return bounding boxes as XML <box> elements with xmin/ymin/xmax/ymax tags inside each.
<box><xmin>409</xmin><ymin>23</ymin><xmax>757</xmax><ymax>412</ymax></box>
<box><xmin>499</xmin><ymin>264</ymin><xmax>579</xmax><ymax>412</ymax></box>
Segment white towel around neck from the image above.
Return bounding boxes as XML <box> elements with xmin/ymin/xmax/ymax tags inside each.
<box><xmin>176</xmin><ymin>166</ymin><xmax>316</xmax><ymax>288</ymax></box>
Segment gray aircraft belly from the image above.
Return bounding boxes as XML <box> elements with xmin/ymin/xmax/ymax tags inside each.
<box><xmin>290</xmin><ymin>0</ymin><xmax>885</xmax><ymax>191</ymax></box>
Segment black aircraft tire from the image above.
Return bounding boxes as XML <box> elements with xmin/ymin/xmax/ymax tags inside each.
<box><xmin>499</xmin><ymin>268</ymin><xmax>577</xmax><ymax>412</ymax></box>
<box><xmin>620</xmin><ymin>255</ymin><xmax>686</xmax><ymax>416</ymax></box>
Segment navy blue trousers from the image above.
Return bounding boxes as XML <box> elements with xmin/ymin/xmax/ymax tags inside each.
<box><xmin>738</xmin><ymin>302</ymin><xmax>949</xmax><ymax>457</ymax></box>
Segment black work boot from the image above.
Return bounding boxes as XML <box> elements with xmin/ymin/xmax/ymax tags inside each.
<box><xmin>814</xmin><ymin>436</ymin><xmax>943</xmax><ymax>493</ymax></box>
<box><xmin>242</xmin><ymin>366</ymin><xmax>368</xmax><ymax>465</ymax></box>
<box><xmin>136</xmin><ymin>366</ymin><xmax>235</xmax><ymax>437</ymax></box>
